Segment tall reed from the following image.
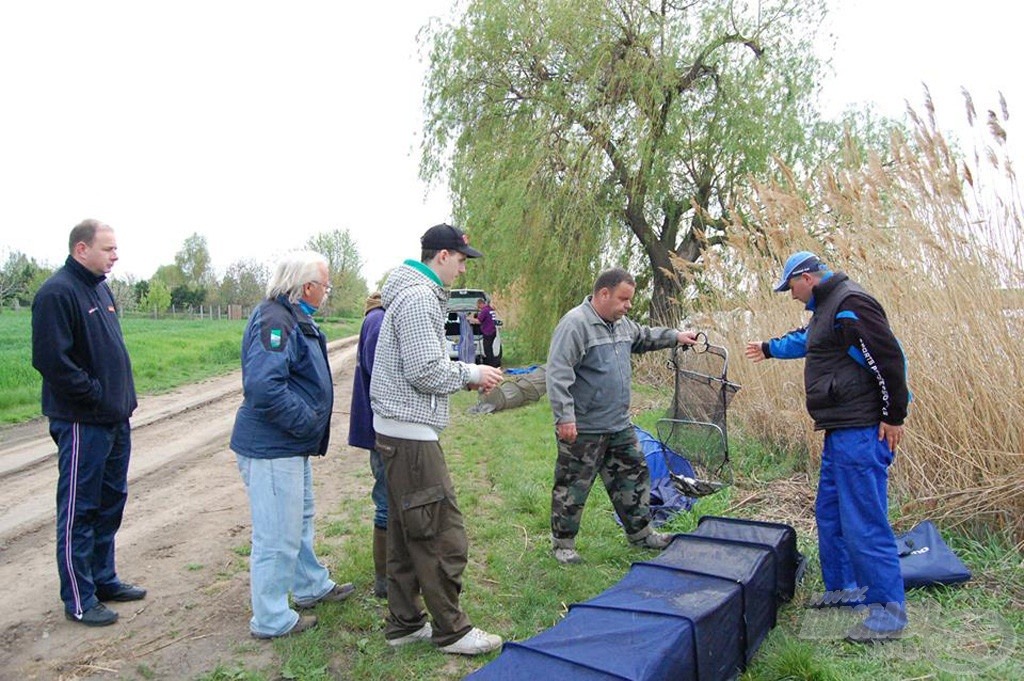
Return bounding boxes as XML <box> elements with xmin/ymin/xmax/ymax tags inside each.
<box><xmin>689</xmin><ymin>90</ymin><xmax>1024</xmax><ymax>544</ymax></box>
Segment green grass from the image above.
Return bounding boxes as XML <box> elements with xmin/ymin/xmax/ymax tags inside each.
<box><xmin>0</xmin><ymin>310</ymin><xmax>360</xmax><ymax>424</ymax></box>
<box><xmin>7</xmin><ymin>311</ymin><xmax>1016</xmax><ymax>679</ymax></box>
<box><xmin>237</xmin><ymin>388</ymin><xmax>1023</xmax><ymax>681</ymax></box>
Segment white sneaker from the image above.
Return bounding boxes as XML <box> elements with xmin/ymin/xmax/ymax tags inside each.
<box><xmin>386</xmin><ymin>622</ymin><xmax>432</xmax><ymax>647</ymax></box>
<box><xmin>439</xmin><ymin>627</ymin><xmax>503</xmax><ymax>655</ymax></box>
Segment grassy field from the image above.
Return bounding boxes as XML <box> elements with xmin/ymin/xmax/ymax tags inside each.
<box><xmin>4</xmin><ymin>310</ymin><xmax>1020</xmax><ymax>679</ymax></box>
<box><xmin>0</xmin><ymin>310</ymin><xmax>361</xmax><ymax>424</ymax></box>
<box><xmin>197</xmin><ymin>387</ymin><xmax>1023</xmax><ymax>681</ymax></box>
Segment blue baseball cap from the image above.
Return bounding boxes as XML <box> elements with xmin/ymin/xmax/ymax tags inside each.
<box><xmin>774</xmin><ymin>251</ymin><xmax>825</xmax><ymax>292</ymax></box>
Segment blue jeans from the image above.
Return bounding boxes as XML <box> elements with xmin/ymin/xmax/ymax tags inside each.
<box><xmin>369</xmin><ymin>448</ymin><xmax>389</xmax><ymax>529</ymax></box>
<box><xmin>817</xmin><ymin>426</ymin><xmax>906</xmax><ymax>631</ymax></box>
<box><xmin>52</xmin><ymin>419</ymin><xmax>131</xmax><ymax>617</ymax></box>
<box><xmin>236</xmin><ymin>454</ymin><xmax>334</xmax><ymax>637</ymax></box>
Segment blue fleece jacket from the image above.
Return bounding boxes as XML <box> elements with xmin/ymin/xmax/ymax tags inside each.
<box><xmin>31</xmin><ymin>256</ymin><xmax>137</xmax><ymax>424</ymax></box>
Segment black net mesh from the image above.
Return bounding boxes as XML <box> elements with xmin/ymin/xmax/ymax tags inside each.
<box><xmin>669</xmin><ymin>343</ymin><xmax>739</xmax><ymax>425</ymax></box>
<box><xmin>658</xmin><ymin>339</ymin><xmax>741</xmax><ymax>488</ymax></box>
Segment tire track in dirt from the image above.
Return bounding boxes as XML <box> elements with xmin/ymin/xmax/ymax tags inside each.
<box><xmin>0</xmin><ymin>338</ymin><xmax>370</xmax><ymax>680</ymax></box>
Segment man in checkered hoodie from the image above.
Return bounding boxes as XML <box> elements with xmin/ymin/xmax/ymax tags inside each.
<box><xmin>370</xmin><ymin>223</ymin><xmax>504</xmax><ymax>656</ymax></box>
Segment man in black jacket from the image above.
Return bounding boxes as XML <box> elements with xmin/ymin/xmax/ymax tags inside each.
<box><xmin>32</xmin><ymin>219</ymin><xmax>145</xmax><ymax>627</ymax></box>
<box><xmin>745</xmin><ymin>251</ymin><xmax>909</xmax><ymax>643</ymax></box>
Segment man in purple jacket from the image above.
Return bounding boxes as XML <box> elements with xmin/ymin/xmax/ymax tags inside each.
<box><xmin>473</xmin><ymin>298</ymin><xmax>500</xmax><ymax>367</ymax></box>
<box><xmin>348</xmin><ymin>291</ymin><xmax>388</xmax><ymax>598</ymax></box>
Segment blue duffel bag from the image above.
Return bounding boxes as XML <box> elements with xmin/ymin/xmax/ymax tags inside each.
<box><xmin>897</xmin><ymin>520</ymin><xmax>972</xmax><ymax>589</ymax></box>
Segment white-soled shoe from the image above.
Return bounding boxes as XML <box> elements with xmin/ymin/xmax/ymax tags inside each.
<box><xmin>439</xmin><ymin>627</ymin><xmax>503</xmax><ymax>655</ymax></box>
<box><xmin>386</xmin><ymin>622</ymin><xmax>433</xmax><ymax>647</ymax></box>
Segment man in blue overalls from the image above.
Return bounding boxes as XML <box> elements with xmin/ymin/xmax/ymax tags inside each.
<box><xmin>746</xmin><ymin>251</ymin><xmax>909</xmax><ymax>642</ymax></box>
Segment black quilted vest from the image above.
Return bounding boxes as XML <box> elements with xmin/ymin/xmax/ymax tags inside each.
<box><xmin>803</xmin><ymin>274</ymin><xmax>883</xmax><ymax>430</ymax></box>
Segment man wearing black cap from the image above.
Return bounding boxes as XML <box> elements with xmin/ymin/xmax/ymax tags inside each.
<box><xmin>369</xmin><ymin>223</ymin><xmax>504</xmax><ymax>656</ymax></box>
<box><xmin>744</xmin><ymin>251</ymin><xmax>910</xmax><ymax>643</ymax></box>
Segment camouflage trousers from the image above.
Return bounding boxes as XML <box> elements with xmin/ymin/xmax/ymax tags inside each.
<box><xmin>551</xmin><ymin>427</ymin><xmax>653</xmax><ymax>540</ymax></box>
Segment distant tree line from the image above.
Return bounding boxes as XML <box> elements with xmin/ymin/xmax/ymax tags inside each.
<box><xmin>0</xmin><ymin>227</ymin><xmax>368</xmax><ymax>318</ymax></box>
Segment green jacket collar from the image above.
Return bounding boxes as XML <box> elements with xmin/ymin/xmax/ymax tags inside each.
<box><xmin>404</xmin><ymin>258</ymin><xmax>444</xmax><ymax>287</ymax></box>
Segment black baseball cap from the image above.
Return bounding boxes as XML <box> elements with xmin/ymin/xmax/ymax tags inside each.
<box><xmin>420</xmin><ymin>223</ymin><xmax>483</xmax><ymax>258</ymax></box>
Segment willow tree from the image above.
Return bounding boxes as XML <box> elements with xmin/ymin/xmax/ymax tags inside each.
<box><xmin>422</xmin><ymin>0</ymin><xmax>832</xmax><ymax>351</ymax></box>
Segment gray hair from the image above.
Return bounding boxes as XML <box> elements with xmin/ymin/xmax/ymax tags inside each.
<box><xmin>68</xmin><ymin>219</ymin><xmax>110</xmax><ymax>254</ymax></box>
<box><xmin>266</xmin><ymin>250</ymin><xmax>328</xmax><ymax>303</ymax></box>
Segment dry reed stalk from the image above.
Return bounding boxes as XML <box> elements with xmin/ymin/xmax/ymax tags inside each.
<box><xmin>727</xmin><ymin>473</ymin><xmax>817</xmax><ymax>536</ymax></box>
<box><xmin>686</xmin><ymin>90</ymin><xmax>1024</xmax><ymax>543</ymax></box>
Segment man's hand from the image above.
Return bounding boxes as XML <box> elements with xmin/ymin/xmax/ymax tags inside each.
<box><xmin>879</xmin><ymin>422</ymin><xmax>904</xmax><ymax>452</ymax></box>
<box><xmin>744</xmin><ymin>341</ymin><xmax>766</xmax><ymax>363</ymax></box>
<box><xmin>556</xmin><ymin>421</ymin><xmax>578</xmax><ymax>444</ymax></box>
<box><xmin>677</xmin><ymin>330</ymin><xmax>700</xmax><ymax>346</ymax></box>
<box><xmin>468</xmin><ymin>365</ymin><xmax>503</xmax><ymax>394</ymax></box>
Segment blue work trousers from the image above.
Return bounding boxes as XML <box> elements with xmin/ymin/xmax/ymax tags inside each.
<box><xmin>817</xmin><ymin>426</ymin><xmax>906</xmax><ymax>630</ymax></box>
<box><xmin>52</xmin><ymin>419</ymin><xmax>131</xmax><ymax>617</ymax></box>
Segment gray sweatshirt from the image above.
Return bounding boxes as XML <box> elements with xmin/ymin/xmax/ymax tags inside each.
<box><xmin>546</xmin><ymin>296</ymin><xmax>679</xmax><ymax>433</ymax></box>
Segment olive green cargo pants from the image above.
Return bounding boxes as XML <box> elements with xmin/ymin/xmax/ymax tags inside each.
<box><xmin>376</xmin><ymin>433</ymin><xmax>472</xmax><ymax>647</ymax></box>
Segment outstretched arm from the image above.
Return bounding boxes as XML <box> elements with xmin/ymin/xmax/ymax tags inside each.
<box><xmin>744</xmin><ymin>341</ymin><xmax>767</xmax><ymax>362</ymax></box>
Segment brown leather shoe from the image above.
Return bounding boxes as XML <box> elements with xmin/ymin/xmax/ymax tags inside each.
<box><xmin>294</xmin><ymin>582</ymin><xmax>355</xmax><ymax>609</ymax></box>
<box><xmin>252</xmin><ymin>614</ymin><xmax>318</xmax><ymax>640</ymax></box>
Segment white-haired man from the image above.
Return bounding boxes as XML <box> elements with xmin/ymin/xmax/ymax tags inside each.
<box><xmin>231</xmin><ymin>250</ymin><xmax>355</xmax><ymax>639</ymax></box>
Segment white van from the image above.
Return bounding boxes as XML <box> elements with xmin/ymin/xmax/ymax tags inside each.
<box><xmin>445</xmin><ymin>288</ymin><xmax>502</xmax><ymax>364</ymax></box>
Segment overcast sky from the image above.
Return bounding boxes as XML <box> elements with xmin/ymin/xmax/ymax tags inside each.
<box><xmin>1</xmin><ymin>0</ymin><xmax>1017</xmax><ymax>287</ymax></box>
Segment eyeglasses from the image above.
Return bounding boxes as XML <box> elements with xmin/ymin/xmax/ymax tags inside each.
<box><xmin>310</xmin><ymin>281</ymin><xmax>333</xmax><ymax>294</ymax></box>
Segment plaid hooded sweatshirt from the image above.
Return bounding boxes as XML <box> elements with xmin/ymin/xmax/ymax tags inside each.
<box><xmin>370</xmin><ymin>260</ymin><xmax>482</xmax><ymax>440</ymax></box>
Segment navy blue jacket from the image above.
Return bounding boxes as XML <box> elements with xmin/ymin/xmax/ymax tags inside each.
<box><xmin>31</xmin><ymin>256</ymin><xmax>137</xmax><ymax>424</ymax></box>
<box><xmin>230</xmin><ymin>295</ymin><xmax>333</xmax><ymax>459</ymax></box>
<box><xmin>347</xmin><ymin>306</ymin><xmax>383</xmax><ymax>450</ymax></box>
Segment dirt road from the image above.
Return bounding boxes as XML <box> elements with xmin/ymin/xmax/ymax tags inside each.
<box><xmin>0</xmin><ymin>338</ymin><xmax>368</xmax><ymax>680</ymax></box>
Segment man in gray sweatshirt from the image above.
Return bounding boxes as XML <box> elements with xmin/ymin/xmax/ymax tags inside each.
<box><xmin>370</xmin><ymin>224</ymin><xmax>504</xmax><ymax>656</ymax></box>
<box><xmin>546</xmin><ymin>267</ymin><xmax>699</xmax><ymax>564</ymax></box>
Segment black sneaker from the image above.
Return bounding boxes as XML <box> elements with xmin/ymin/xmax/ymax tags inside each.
<box><xmin>97</xmin><ymin>583</ymin><xmax>147</xmax><ymax>602</ymax></box>
<box><xmin>66</xmin><ymin>603</ymin><xmax>119</xmax><ymax>627</ymax></box>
